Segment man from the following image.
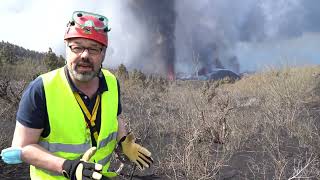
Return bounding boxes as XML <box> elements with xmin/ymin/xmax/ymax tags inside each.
<box><xmin>10</xmin><ymin>11</ymin><xmax>153</xmax><ymax>179</ymax></box>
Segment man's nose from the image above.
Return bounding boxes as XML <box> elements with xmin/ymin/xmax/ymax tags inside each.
<box><xmin>80</xmin><ymin>49</ymin><xmax>90</xmax><ymax>58</ymax></box>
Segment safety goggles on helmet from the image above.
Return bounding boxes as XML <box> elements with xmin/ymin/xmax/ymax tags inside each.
<box><xmin>64</xmin><ymin>11</ymin><xmax>111</xmax><ymax>46</ymax></box>
<box><xmin>72</xmin><ymin>11</ymin><xmax>110</xmax><ymax>32</ymax></box>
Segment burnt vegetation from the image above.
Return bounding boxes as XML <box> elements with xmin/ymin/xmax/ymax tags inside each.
<box><xmin>1</xmin><ymin>42</ymin><xmax>320</xmax><ymax>180</ymax></box>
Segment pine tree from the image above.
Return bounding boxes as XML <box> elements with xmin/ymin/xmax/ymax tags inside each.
<box><xmin>44</xmin><ymin>48</ymin><xmax>64</xmax><ymax>71</ymax></box>
<box><xmin>0</xmin><ymin>44</ymin><xmax>18</xmax><ymax>64</ymax></box>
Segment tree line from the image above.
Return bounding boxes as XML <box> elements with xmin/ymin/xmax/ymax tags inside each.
<box><xmin>0</xmin><ymin>41</ymin><xmax>64</xmax><ymax>71</ymax></box>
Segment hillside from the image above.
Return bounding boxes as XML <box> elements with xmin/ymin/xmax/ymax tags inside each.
<box><xmin>0</xmin><ymin>42</ymin><xmax>64</xmax><ymax>81</ymax></box>
<box><xmin>0</xmin><ymin>41</ymin><xmax>45</xmax><ymax>64</ymax></box>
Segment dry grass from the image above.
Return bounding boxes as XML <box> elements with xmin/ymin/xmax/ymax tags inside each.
<box><xmin>119</xmin><ymin>65</ymin><xmax>320</xmax><ymax>179</ymax></box>
<box><xmin>1</xmin><ymin>63</ymin><xmax>320</xmax><ymax>179</ymax></box>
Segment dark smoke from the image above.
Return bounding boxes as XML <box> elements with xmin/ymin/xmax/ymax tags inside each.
<box><xmin>107</xmin><ymin>0</ymin><xmax>320</xmax><ymax>75</ymax></box>
<box><xmin>125</xmin><ymin>0</ymin><xmax>176</xmax><ymax>77</ymax></box>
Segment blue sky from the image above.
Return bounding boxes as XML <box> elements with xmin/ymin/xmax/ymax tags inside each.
<box><xmin>1</xmin><ymin>0</ymin><xmax>320</xmax><ymax>72</ymax></box>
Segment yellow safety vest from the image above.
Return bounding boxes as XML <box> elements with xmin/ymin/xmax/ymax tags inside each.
<box><xmin>30</xmin><ymin>68</ymin><xmax>118</xmax><ymax>180</ymax></box>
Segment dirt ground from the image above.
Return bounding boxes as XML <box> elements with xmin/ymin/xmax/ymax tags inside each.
<box><xmin>0</xmin><ymin>162</ymin><xmax>30</xmax><ymax>180</ymax></box>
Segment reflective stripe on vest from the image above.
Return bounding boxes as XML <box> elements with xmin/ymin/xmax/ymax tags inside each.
<box><xmin>98</xmin><ymin>132</ymin><xmax>118</xmax><ymax>149</ymax></box>
<box><xmin>30</xmin><ymin>68</ymin><xmax>119</xmax><ymax>180</ymax></box>
<box><xmin>98</xmin><ymin>153</ymin><xmax>112</xmax><ymax>165</ymax></box>
<box><xmin>39</xmin><ymin>131</ymin><xmax>117</xmax><ymax>162</ymax></box>
<box><xmin>38</xmin><ymin>141</ymin><xmax>91</xmax><ymax>154</ymax></box>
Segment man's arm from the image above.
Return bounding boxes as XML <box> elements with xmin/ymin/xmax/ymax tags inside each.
<box><xmin>11</xmin><ymin>77</ymin><xmax>65</xmax><ymax>173</ymax></box>
<box><xmin>12</xmin><ymin>121</ymin><xmax>65</xmax><ymax>174</ymax></box>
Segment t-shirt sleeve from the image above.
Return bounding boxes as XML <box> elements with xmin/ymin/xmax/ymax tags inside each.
<box><xmin>116</xmin><ymin>79</ymin><xmax>122</xmax><ymax>116</ymax></box>
<box><xmin>16</xmin><ymin>77</ymin><xmax>48</xmax><ymax>129</ymax></box>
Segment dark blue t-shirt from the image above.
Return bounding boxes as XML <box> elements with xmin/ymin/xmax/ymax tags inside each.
<box><xmin>16</xmin><ymin>67</ymin><xmax>122</xmax><ymax>141</ymax></box>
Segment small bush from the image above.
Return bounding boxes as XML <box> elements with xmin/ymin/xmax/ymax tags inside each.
<box><xmin>116</xmin><ymin>63</ymin><xmax>129</xmax><ymax>80</ymax></box>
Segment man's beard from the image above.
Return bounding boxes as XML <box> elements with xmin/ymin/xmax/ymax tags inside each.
<box><xmin>68</xmin><ymin>60</ymin><xmax>99</xmax><ymax>82</ymax></box>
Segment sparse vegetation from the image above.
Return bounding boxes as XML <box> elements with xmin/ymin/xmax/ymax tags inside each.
<box><xmin>44</xmin><ymin>48</ymin><xmax>65</xmax><ymax>71</ymax></box>
<box><xmin>1</xmin><ymin>47</ymin><xmax>320</xmax><ymax>179</ymax></box>
<box><xmin>117</xmin><ymin>64</ymin><xmax>320</xmax><ymax>179</ymax></box>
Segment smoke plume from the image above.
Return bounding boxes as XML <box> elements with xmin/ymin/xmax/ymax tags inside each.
<box><xmin>174</xmin><ymin>0</ymin><xmax>320</xmax><ymax>73</ymax></box>
<box><xmin>121</xmin><ymin>0</ymin><xmax>320</xmax><ymax>74</ymax></box>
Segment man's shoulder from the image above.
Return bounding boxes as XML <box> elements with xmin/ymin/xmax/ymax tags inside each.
<box><xmin>28</xmin><ymin>76</ymin><xmax>44</xmax><ymax>90</ymax></box>
<box><xmin>101</xmin><ymin>69</ymin><xmax>118</xmax><ymax>83</ymax></box>
<box><xmin>99</xmin><ymin>69</ymin><xmax>120</xmax><ymax>92</ymax></box>
<box><xmin>17</xmin><ymin>76</ymin><xmax>47</xmax><ymax>130</ymax></box>
<box><xmin>40</xmin><ymin>68</ymin><xmax>64</xmax><ymax>79</ymax></box>
<box><xmin>101</xmin><ymin>68</ymin><xmax>116</xmax><ymax>77</ymax></box>
<box><xmin>22</xmin><ymin>76</ymin><xmax>45</xmax><ymax>99</ymax></box>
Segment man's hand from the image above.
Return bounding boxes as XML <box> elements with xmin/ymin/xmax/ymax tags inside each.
<box><xmin>62</xmin><ymin>147</ymin><xmax>103</xmax><ymax>180</ymax></box>
<box><xmin>120</xmin><ymin>133</ymin><xmax>154</xmax><ymax>170</ymax></box>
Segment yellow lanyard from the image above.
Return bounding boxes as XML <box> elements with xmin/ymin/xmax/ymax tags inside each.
<box><xmin>74</xmin><ymin>92</ymin><xmax>100</xmax><ymax>142</ymax></box>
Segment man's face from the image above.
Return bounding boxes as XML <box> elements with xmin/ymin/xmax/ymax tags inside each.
<box><xmin>66</xmin><ymin>38</ymin><xmax>105</xmax><ymax>82</ymax></box>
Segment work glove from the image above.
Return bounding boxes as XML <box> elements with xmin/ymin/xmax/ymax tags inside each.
<box><xmin>120</xmin><ymin>132</ymin><xmax>154</xmax><ymax>170</ymax></box>
<box><xmin>62</xmin><ymin>147</ymin><xmax>103</xmax><ymax>180</ymax></box>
